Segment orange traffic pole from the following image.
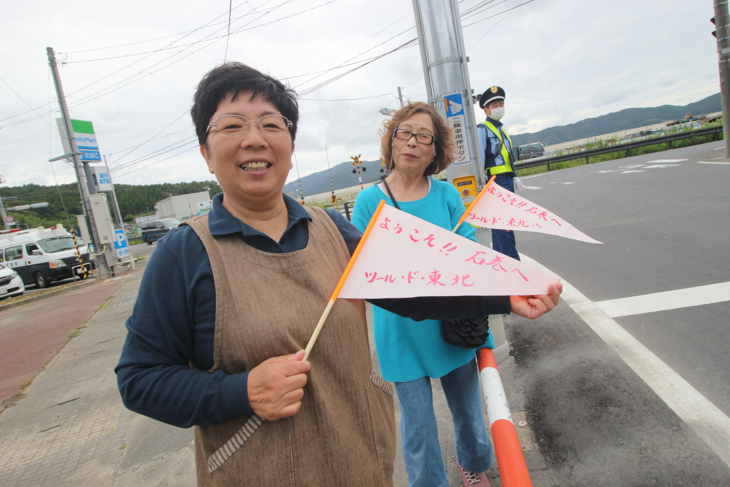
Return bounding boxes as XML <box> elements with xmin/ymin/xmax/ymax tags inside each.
<box><xmin>452</xmin><ymin>175</ymin><xmax>497</xmax><ymax>232</ymax></box>
<box><xmin>477</xmin><ymin>348</ymin><xmax>532</xmax><ymax>487</ymax></box>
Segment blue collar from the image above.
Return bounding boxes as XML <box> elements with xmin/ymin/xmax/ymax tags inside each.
<box><xmin>208</xmin><ymin>193</ymin><xmax>313</xmax><ymax>238</ymax></box>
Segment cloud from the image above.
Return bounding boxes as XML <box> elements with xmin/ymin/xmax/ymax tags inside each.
<box><xmin>0</xmin><ymin>0</ymin><xmax>719</xmax><ymax>191</ymax></box>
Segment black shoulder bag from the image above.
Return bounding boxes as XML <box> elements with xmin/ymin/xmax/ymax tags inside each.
<box><xmin>379</xmin><ymin>176</ymin><xmax>490</xmax><ymax>348</ymax></box>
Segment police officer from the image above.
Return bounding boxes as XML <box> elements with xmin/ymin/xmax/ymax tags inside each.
<box><xmin>478</xmin><ymin>85</ymin><xmax>522</xmax><ymax>261</ymax></box>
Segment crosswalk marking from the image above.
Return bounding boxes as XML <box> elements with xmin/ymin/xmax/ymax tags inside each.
<box><xmin>594</xmin><ymin>282</ymin><xmax>730</xmax><ymax>318</ymax></box>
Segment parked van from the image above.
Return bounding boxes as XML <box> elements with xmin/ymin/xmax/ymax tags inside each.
<box><xmin>0</xmin><ymin>225</ymin><xmax>95</xmax><ymax>288</ymax></box>
<box><xmin>140</xmin><ymin>218</ymin><xmax>180</xmax><ymax>245</ymax></box>
<box><xmin>517</xmin><ymin>142</ymin><xmax>546</xmax><ymax>160</ymax></box>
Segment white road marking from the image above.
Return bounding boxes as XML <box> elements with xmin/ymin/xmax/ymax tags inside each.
<box><xmin>562</xmin><ymin>182</ymin><xmax>576</xmax><ymax>185</ymax></box>
<box><xmin>594</xmin><ymin>170</ymin><xmax>619</xmax><ymax>173</ymax></box>
<box><xmin>644</xmin><ymin>164</ymin><xmax>680</xmax><ymax>169</ymax></box>
<box><xmin>522</xmin><ymin>186</ymin><xmax>542</xmax><ymax>190</ymax></box>
<box><xmin>620</xmin><ymin>170</ymin><xmax>644</xmax><ymax>174</ymax></box>
<box><xmin>714</xmin><ymin>147</ymin><xmax>724</xmax><ymax>150</ymax></box>
<box><xmin>521</xmin><ymin>255</ymin><xmax>730</xmax><ymax>468</ymax></box>
<box><xmin>647</xmin><ymin>159</ymin><xmax>687</xmax><ymax>163</ymax></box>
<box><xmin>594</xmin><ymin>282</ymin><xmax>730</xmax><ymax>317</ymax></box>
<box><xmin>698</xmin><ymin>161</ymin><xmax>730</xmax><ymax>165</ymax></box>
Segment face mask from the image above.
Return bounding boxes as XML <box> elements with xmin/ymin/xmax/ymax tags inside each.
<box><xmin>490</xmin><ymin>107</ymin><xmax>505</xmax><ymax>121</ymax></box>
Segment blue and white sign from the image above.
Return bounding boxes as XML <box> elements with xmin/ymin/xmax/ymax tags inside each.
<box><xmin>114</xmin><ymin>228</ymin><xmax>130</xmax><ymax>259</ymax></box>
<box><xmin>443</xmin><ymin>93</ymin><xmax>472</xmax><ymax>166</ymax></box>
<box><xmin>93</xmin><ymin>166</ymin><xmax>113</xmax><ymax>191</ymax></box>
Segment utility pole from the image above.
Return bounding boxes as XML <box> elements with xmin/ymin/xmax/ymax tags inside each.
<box><xmin>293</xmin><ymin>152</ymin><xmax>305</xmax><ymax>204</ymax></box>
<box><xmin>47</xmin><ymin>47</ymin><xmax>111</xmax><ymax>279</ymax></box>
<box><xmin>411</xmin><ymin>0</ymin><xmax>484</xmax><ymax>188</ymax></box>
<box><xmin>397</xmin><ymin>86</ymin><xmax>405</xmax><ymax>108</ymax></box>
<box><xmin>713</xmin><ymin>1</ymin><xmax>730</xmax><ymax>156</ymax></box>
<box><xmin>103</xmin><ymin>155</ymin><xmax>126</xmax><ymax>227</ymax></box>
<box><xmin>103</xmin><ymin>155</ymin><xmax>135</xmax><ymax>270</ymax></box>
<box><xmin>0</xmin><ymin>176</ymin><xmax>8</xmax><ymax>231</ymax></box>
<box><xmin>325</xmin><ymin>144</ymin><xmax>336</xmax><ymax>204</ymax></box>
<box><xmin>411</xmin><ymin>0</ymin><xmax>509</xmax><ymax>363</ymax></box>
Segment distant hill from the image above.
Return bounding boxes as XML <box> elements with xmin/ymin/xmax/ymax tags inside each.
<box><xmin>284</xmin><ymin>158</ymin><xmax>386</xmax><ymax>198</ymax></box>
<box><xmin>510</xmin><ymin>93</ymin><xmax>721</xmax><ymax>147</ymax></box>
<box><xmin>286</xmin><ymin>93</ymin><xmax>722</xmax><ymax>197</ymax></box>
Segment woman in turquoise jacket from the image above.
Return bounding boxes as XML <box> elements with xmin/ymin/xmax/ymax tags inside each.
<box><xmin>352</xmin><ymin>102</ymin><xmax>498</xmax><ymax>487</ymax></box>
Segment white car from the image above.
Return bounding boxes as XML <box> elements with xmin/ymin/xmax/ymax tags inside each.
<box><xmin>0</xmin><ymin>263</ymin><xmax>25</xmax><ymax>300</ymax></box>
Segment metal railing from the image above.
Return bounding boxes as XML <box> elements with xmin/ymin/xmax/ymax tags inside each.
<box><xmin>514</xmin><ymin>125</ymin><xmax>723</xmax><ymax>172</ymax></box>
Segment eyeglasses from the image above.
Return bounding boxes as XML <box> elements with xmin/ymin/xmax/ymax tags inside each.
<box><xmin>206</xmin><ymin>114</ymin><xmax>292</xmax><ymax>137</ymax></box>
<box><xmin>394</xmin><ymin>128</ymin><xmax>435</xmax><ymax>146</ymax></box>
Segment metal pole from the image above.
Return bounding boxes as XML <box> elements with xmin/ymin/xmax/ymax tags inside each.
<box><xmin>714</xmin><ymin>0</ymin><xmax>730</xmax><ymax>156</ymax></box>
<box><xmin>47</xmin><ymin>47</ymin><xmax>111</xmax><ymax>279</ymax></box>
<box><xmin>397</xmin><ymin>86</ymin><xmax>405</xmax><ymax>108</ymax></box>
<box><xmin>0</xmin><ymin>202</ymin><xmax>7</xmax><ymax>231</ymax></box>
<box><xmin>411</xmin><ymin>0</ymin><xmax>508</xmax><ymax>361</ymax></box>
<box><xmin>104</xmin><ymin>155</ymin><xmax>135</xmax><ymax>270</ymax></box>
<box><xmin>411</xmin><ymin>0</ymin><xmax>485</xmax><ymax>187</ymax></box>
<box><xmin>411</xmin><ymin>0</ymin><xmax>434</xmax><ymax>102</ymax></box>
<box><xmin>325</xmin><ymin>144</ymin><xmax>336</xmax><ymax>202</ymax></box>
<box><xmin>0</xmin><ymin>179</ymin><xmax>8</xmax><ymax>231</ymax></box>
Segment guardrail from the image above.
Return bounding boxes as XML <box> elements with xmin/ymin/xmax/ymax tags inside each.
<box><xmin>515</xmin><ymin>125</ymin><xmax>723</xmax><ymax>172</ymax></box>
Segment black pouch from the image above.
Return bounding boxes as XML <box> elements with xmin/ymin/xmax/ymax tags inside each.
<box><xmin>379</xmin><ymin>176</ymin><xmax>490</xmax><ymax>349</ymax></box>
<box><xmin>441</xmin><ymin>317</ymin><xmax>490</xmax><ymax>348</ymax></box>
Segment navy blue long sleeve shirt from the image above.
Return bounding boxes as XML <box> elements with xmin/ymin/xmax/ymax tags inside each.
<box><xmin>116</xmin><ymin>193</ymin><xmax>510</xmax><ymax>428</ymax></box>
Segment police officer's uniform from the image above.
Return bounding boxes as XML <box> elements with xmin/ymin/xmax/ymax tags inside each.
<box><xmin>477</xmin><ymin>85</ymin><xmax>520</xmax><ymax>261</ymax></box>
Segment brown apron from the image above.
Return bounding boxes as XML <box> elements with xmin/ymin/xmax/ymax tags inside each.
<box><xmin>185</xmin><ymin>206</ymin><xmax>395</xmax><ymax>487</ymax></box>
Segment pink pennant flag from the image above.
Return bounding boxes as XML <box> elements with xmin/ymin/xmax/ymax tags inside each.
<box><xmin>466</xmin><ymin>184</ymin><xmax>602</xmax><ymax>244</ymax></box>
<box><xmin>338</xmin><ymin>204</ymin><xmax>559</xmax><ymax>299</ymax></box>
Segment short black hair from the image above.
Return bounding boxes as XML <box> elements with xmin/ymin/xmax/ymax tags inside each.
<box><xmin>191</xmin><ymin>62</ymin><xmax>299</xmax><ymax>145</ymax></box>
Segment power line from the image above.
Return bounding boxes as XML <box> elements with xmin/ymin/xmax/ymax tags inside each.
<box><xmin>109</xmin><ymin>110</ymin><xmax>191</xmax><ymax>166</ymax></box>
<box><xmin>299</xmin><ymin>93</ymin><xmax>394</xmax><ymax>101</ymax></box>
<box><xmin>224</xmin><ymin>0</ymin><xmax>233</xmax><ymax>62</ymax></box>
<box><xmin>462</xmin><ymin>0</ymin><xmax>534</xmax><ymax>28</ymax></box>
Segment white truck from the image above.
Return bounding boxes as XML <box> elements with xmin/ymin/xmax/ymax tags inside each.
<box><xmin>0</xmin><ymin>225</ymin><xmax>95</xmax><ymax>288</ymax></box>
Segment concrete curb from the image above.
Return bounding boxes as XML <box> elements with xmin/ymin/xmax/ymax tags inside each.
<box><xmin>0</xmin><ymin>260</ymin><xmax>148</xmax><ymax>313</ymax></box>
<box><xmin>0</xmin><ymin>279</ymin><xmax>98</xmax><ymax>312</ymax></box>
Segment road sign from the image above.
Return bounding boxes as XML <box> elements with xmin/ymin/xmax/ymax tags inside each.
<box><xmin>93</xmin><ymin>166</ymin><xmax>112</xmax><ymax>191</ymax></box>
<box><xmin>444</xmin><ymin>92</ymin><xmax>473</xmax><ymax>166</ymax></box>
<box><xmin>6</xmin><ymin>215</ymin><xmax>14</xmax><ymax>223</ymax></box>
<box><xmin>113</xmin><ymin>228</ymin><xmax>129</xmax><ymax>259</ymax></box>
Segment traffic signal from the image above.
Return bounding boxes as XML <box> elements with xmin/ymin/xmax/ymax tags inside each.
<box><xmin>712</xmin><ymin>17</ymin><xmax>717</xmax><ymax>39</ymax></box>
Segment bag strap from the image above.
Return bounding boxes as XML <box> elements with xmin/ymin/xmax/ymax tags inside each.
<box><xmin>380</xmin><ymin>176</ymin><xmax>400</xmax><ymax>210</ymax></box>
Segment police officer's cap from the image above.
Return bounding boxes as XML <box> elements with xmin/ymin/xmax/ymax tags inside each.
<box><xmin>479</xmin><ymin>86</ymin><xmax>505</xmax><ymax>109</ymax></box>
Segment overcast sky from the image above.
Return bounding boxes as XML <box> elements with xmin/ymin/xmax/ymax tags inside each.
<box><xmin>0</xmin><ymin>0</ymin><xmax>720</xmax><ymax>192</ymax></box>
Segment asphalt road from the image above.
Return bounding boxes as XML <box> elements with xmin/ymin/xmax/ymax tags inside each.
<box><xmin>514</xmin><ymin>141</ymin><xmax>730</xmax><ymax>419</ymax></box>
